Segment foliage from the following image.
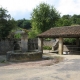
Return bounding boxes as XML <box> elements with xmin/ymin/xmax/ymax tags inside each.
<box><xmin>55</xmin><ymin>18</ymin><xmax>63</xmax><ymax>27</ymax></box>
<box><xmin>28</xmin><ymin>29</ymin><xmax>40</xmax><ymax>39</ymax></box>
<box><xmin>0</xmin><ymin>60</ymin><xmax>6</xmax><ymax>63</ymax></box>
<box><xmin>56</xmin><ymin>15</ymin><xmax>72</xmax><ymax>27</ymax></box>
<box><xmin>0</xmin><ymin>19</ymin><xmax>17</xmax><ymax>38</ymax></box>
<box><xmin>64</xmin><ymin>38</ymin><xmax>76</xmax><ymax>45</ymax></box>
<box><xmin>0</xmin><ymin>7</ymin><xmax>17</xmax><ymax>38</ymax></box>
<box><xmin>63</xmin><ymin>19</ymin><xmax>71</xmax><ymax>26</ymax></box>
<box><xmin>71</xmin><ymin>14</ymin><xmax>80</xmax><ymax>25</ymax></box>
<box><xmin>10</xmin><ymin>27</ymin><xmax>28</xmax><ymax>39</ymax></box>
<box><xmin>14</xmin><ymin>33</ymin><xmax>21</xmax><ymax>39</ymax></box>
<box><xmin>56</xmin><ymin>14</ymin><xmax>80</xmax><ymax>27</ymax></box>
<box><xmin>43</xmin><ymin>46</ymin><xmax>52</xmax><ymax>50</ymax></box>
<box><xmin>44</xmin><ymin>38</ymin><xmax>52</xmax><ymax>41</ymax></box>
<box><xmin>30</xmin><ymin>3</ymin><xmax>60</xmax><ymax>38</ymax></box>
<box><xmin>0</xmin><ymin>7</ymin><xmax>10</xmax><ymax>23</ymax></box>
<box><xmin>17</xmin><ymin>19</ymin><xmax>31</xmax><ymax>29</ymax></box>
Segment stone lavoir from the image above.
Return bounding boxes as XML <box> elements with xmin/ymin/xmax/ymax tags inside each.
<box><xmin>38</xmin><ymin>26</ymin><xmax>80</xmax><ymax>55</ymax></box>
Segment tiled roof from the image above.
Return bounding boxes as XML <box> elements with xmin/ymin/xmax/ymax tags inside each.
<box><xmin>38</xmin><ymin>26</ymin><xmax>80</xmax><ymax>38</ymax></box>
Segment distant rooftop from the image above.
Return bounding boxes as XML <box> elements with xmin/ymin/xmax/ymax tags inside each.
<box><xmin>15</xmin><ymin>30</ymin><xmax>25</xmax><ymax>34</ymax></box>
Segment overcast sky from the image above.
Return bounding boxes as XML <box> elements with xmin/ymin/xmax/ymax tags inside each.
<box><xmin>0</xmin><ymin>0</ymin><xmax>80</xmax><ymax>20</ymax></box>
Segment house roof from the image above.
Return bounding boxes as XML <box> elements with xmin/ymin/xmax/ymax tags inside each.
<box><xmin>15</xmin><ymin>30</ymin><xmax>25</xmax><ymax>34</ymax></box>
<box><xmin>38</xmin><ymin>26</ymin><xmax>80</xmax><ymax>38</ymax></box>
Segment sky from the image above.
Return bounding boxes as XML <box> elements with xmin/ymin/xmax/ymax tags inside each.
<box><xmin>0</xmin><ymin>0</ymin><xmax>80</xmax><ymax>20</ymax></box>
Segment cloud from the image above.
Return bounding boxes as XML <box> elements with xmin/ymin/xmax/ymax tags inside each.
<box><xmin>0</xmin><ymin>0</ymin><xmax>51</xmax><ymax>13</ymax></box>
<box><xmin>0</xmin><ymin>0</ymin><xmax>57</xmax><ymax>19</ymax></box>
<box><xmin>0</xmin><ymin>0</ymin><xmax>47</xmax><ymax>19</ymax></box>
<box><xmin>57</xmin><ymin>0</ymin><xmax>80</xmax><ymax>15</ymax></box>
<box><xmin>0</xmin><ymin>0</ymin><xmax>80</xmax><ymax>19</ymax></box>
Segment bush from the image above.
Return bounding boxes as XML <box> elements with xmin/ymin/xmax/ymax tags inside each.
<box><xmin>64</xmin><ymin>38</ymin><xmax>76</xmax><ymax>45</ymax></box>
<box><xmin>28</xmin><ymin>30</ymin><xmax>40</xmax><ymax>39</ymax></box>
<box><xmin>14</xmin><ymin>33</ymin><xmax>21</xmax><ymax>39</ymax></box>
<box><xmin>43</xmin><ymin>46</ymin><xmax>52</xmax><ymax>50</ymax></box>
<box><xmin>44</xmin><ymin>38</ymin><xmax>51</xmax><ymax>41</ymax></box>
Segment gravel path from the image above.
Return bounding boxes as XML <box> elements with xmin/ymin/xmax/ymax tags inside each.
<box><xmin>0</xmin><ymin>54</ymin><xmax>80</xmax><ymax>80</ymax></box>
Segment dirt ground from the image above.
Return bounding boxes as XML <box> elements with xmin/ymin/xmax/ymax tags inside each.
<box><xmin>0</xmin><ymin>52</ymin><xmax>63</xmax><ymax>68</ymax></box>
<box><xmin>0</xmin><ymin>51</ymin><xmax>80</xmax><ymax>80</ymax></box>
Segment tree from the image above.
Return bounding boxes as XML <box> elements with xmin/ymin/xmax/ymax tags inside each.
<box><xmin>29</xmin><ymin>3</ymin><xmax>60</xmax><ymax>38</ymax></box>
<box><xmin>17</xmin><ymin>19</ymin><xmax>31</xmax><ymax>29</ymax></box>
<box><xmin>56</xmin><ymin>15</ymin><xmax>72</xmax><ymax>27</ymax></box>
<box><xmin>28</xmin><ymin>29</ymin><xmax>38</xmax><ymax>39</ymax></box>
<box><xmin>63</xmin><ymin>19</ymin><xmax>71</xmax><ymax>26</ymax></box>
<box><xmin>55</xmin><ymin>18</ymin><xmax>63</xmax><ymax>27</ymax></box>
<box><xmin>71</xmin><ymin>14</ymin><xmax>80</xmax><ymax>25</ymax></box>
<box><xmin>62</xmin><ymin>15</ymin><xmax>71</xmax><ymax>20</ymax></box>
<box><xmin>0</xmin><ymin>7</ymin><xmax>17</xmax><ymax>38</ymax></box>
<box><xmin>0</xmin><ymin>7</ymin><xmax>10</xmax><ymax>24</ymax></box>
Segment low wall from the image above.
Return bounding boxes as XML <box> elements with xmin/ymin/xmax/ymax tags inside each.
<box><xmin>0</xmin><ymin>39</ymin><xmax>14</xmax><ymax>55</ymax></box>
<box><xmin>6</xmin><ymin>51</ymin><xmax>42</xmax><ymax>61</ymax></box>
<box><xmin>0</xmin><ymin>39</ymin><xmax>21</xmax><ymax>55</ymax></box>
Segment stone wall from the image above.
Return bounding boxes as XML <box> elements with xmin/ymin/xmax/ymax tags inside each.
<box><xmin>28</xmin><ymin>38</ymin><xmax>56</xmax><ymax>51</ymax></box>
<box><xmin>6</xmin><ymin>51</ymin><xmax>42</xmax><ymax>61</ymax></box>
<box><xmin>0</xmin><ymin>39</ymin><xmax>14</xmax><ymax>55</ymax></box>
<box><xmin>28</xmin><ymin>38</ymin><xmax>38</xmax><ymax>51</ymax></box>
<box><xmin>43</xmin><ymin>39</ymin><xmax>56</xmax><ymax>47</ymax></box>
<box><xmin>0</xmin><ymin>39</ymin><xmax>22</xmax><ymax>55</ymax></box>
<box><xmin>21</xmin><ymin>34</ymin><xmax>28</xmax><ymax>52</ymax></box>
<box><xmin>0</xmin><ymin>38</ymin><xmax>56</xmax><ymax>55</ymax></box>
<box><xmin>0</xmin><ymin>38</ymin><xmax>36</xmax><ymax>55</ymax></box>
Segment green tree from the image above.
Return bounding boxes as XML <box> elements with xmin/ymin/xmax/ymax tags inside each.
<box><xmin>28</xmin><ymin>29</ymin><xmax>39</xmax><ymax>39</ymax></box>
<box><xmin>22</xmin><ymin>20</ymin><xmax>31</xmax><ymax>29</ymax></box>
<box><xmin>0</xmin><ymin>7</ymin><xmax>10</xmax><ymax>24</ymax></box>
<box><xmin>17</xmin><ymin>19</ymin><xmax>24</xmax><ymax>28</ymax></box>
<box><xmin>0</xmin><ymin>7</ymin><xmax>17</xmax><ymax>38</ymax></box>
<box><xmin>55</xmin><ymin>18</ymin><xmax>63</xmax><ymax>27</ymax></box>
<box><xmin>71</xmin><ymin>14</ymin><xmax>80</xmax><ymax>25</ymax></box>
<box><xmin>29</xmin><ymin>3</ymin><xmax>60</xmax><ymax>38</ymax></box>
<box><xmin>61</xmin><ymin>15</ymin><xmax>71</xmax><ymax>26</ymax></box>
<box><xmin>56</xmin><ymin>15</ymin><xmax>72</xmax><ymax>27</ymax></box>
<box><xmin>62</xmin><ymin>15</ymin><xmax>71</xmax><ymax>20</ymax></box>
<box><xmin>63</xmin><ymin>19</ymin><xmax>71</xmax><ymax>26</ymax></box>
<box><xmin>17</xmin><ymin>19</ymin><xmax>31</xmax><ymax>29</ymax></box>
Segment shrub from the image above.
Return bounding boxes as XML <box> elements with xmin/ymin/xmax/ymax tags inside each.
<box><xmin>14</xmin><ymin>33</ymin><xmax>21</xmax><ymax>39</ymax></box>
<box><xmin>44</xmin><ymin>38</ymin><xmax>51</xmax><ymax>41</ymax></box>
<box><xmin>43</xmin><ymin>46</ymin><xmax>52</xmax><ymax>50</ymax></box>
<box><xmin>64</xmin><ymin>38</ymin><xmax>76</xmax><ymax>45</ymax></box>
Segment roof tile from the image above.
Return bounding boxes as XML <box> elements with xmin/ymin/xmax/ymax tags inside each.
<box><xmin>38</xmin><ymin>26</ymin><xmax>80</xmax><ymax>38</ymax></box>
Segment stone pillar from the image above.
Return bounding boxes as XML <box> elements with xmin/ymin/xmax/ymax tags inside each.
<box><xmin>38</xmin><ymin>38</ymin><xmax>43</xmax><ymax>53</ymax></box>
<box><xmin>58</xmin><ymin>37</ymin><xmax>63</xmax><ymax>55</ymax></box>
<box><xmin>21</xmin><ymin>38</ymin><xmax>28</xmax><ymax>52</ymax></box>
<box><xmin>76</xmin><ymin>38</ymin><xmax>79</xmax><ymax>46</ymax></box>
